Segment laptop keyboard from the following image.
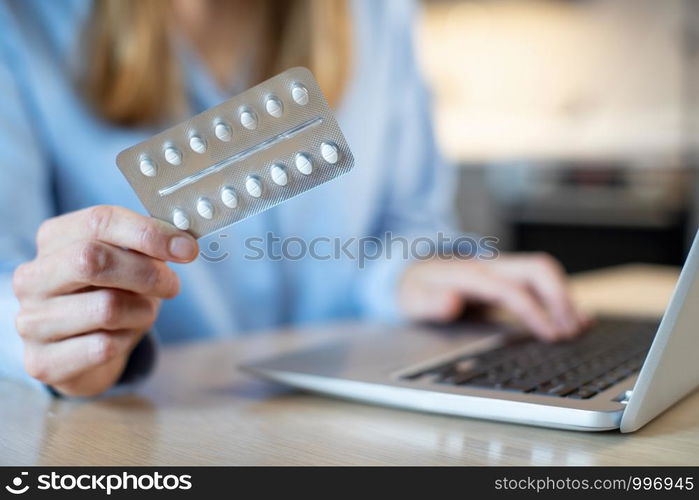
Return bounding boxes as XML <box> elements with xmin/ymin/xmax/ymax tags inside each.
<box><xmin>403</xmin><ymin>317</ymin><xmax>658</xmax><ymax>399</ymax></box>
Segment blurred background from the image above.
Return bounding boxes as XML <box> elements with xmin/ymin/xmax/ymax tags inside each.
<box><xmin>418</xmin><ymin>0</ymin><xmax>699</xmax><ymax>272</ymax></box>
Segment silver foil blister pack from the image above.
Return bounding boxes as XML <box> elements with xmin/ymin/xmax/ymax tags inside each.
<box><xmin>116</xmin><ymin>67</ymin><xmax>354</xmax><ymax>238</ymax></box>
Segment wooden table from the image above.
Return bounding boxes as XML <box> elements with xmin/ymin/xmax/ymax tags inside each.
<box><xmin>2</xmin><ymin>264</ymin><xmax>697</xmax><ymax>466</ymax></box>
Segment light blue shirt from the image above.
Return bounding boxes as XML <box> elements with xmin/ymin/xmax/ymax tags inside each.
<box><xmin>0</xmin><ymin>0</ymin><xmax>459</xmax><ymax>384</ymax></box>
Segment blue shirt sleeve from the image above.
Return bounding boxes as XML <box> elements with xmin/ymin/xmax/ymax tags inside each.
<box><xmin>0</xmin><ymin>3</ymin><xmax>155</xmax><ymax>390</ymax></box>
<box><xmin>355</xmin><ymin>1</ymin><xmax>463</xmax><ymax>321</ymax></box>
<box><xmin>0</xmin><ymin>3</ymin><xmax>55</xmax><ymax>385</ymax></box>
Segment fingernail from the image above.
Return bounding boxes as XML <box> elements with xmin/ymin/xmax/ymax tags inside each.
<box><xmin>169</xmin><ymin>235</ymin><xmax>196</xmax><ymax>260</ymax></box>
<box><xmin>542</xmin><ymin>331</ymin><xmax>557</xmax><ymax>343</ymax></box>
<box><xmin>540</xmin><ymin>323</ymin><xmax>558</xmax><ymax>342</ymax></box>
<box><xmin>564</xmin><ymin>318</ymin><xmax>577</xmax><ymax>335</ymax></box>
<box><xmin>555</xmin><ymin>316</ymin><xmax>568</xmax><ymax>332</ymax></box>
<box><xmin>560</xmin><ymin>313</ymin><xmax>577</xmax><ymax>334</ymax></box>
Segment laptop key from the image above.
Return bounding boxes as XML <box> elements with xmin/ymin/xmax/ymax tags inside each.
<box><xmin>464</xmin><ymin>375</ymin><xmax>499</xmax><ymax>388</ymax></box>
<box><xmin>589</xmin><ymin>377</ymin><xmax>614</xmax><ymax>391</ymax></box>
<box><xmin>441</xmin><ymin>367</ymin><xmax>485</xmax><ymax>385</ymax></box>
<box><xmin>502</xmin><ymin>379</ymin><xmax>538</xmax><ymax>392</ymax></box>
<box><xmin>546</xmin><ymin>383</ymin><xmax>578</xmax><ymax>396</ymax></box>
<box><xmin>569</xmin><ymin>386</ymin><xmax>598</xmax><ymax>399</ymax></box>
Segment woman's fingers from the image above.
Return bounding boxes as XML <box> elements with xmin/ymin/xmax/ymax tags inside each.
<box><xmin>13</xmin><ymin>205</ymin><xmax>188</xmax><ymax>395</ymax></box>
<box><xmin>492</xmin><ymin>281</ymin><xmax>560</xmax><ymax>341</ymax></box>
<box><xmin>452</xmin><ymin>270</ymin><xmax>560</xmax><ymax>341</ymax></box>
<box><xmin>409</xmin><ymin>260</ymin><xmax>562</xmax><ymax>340</ymax></box>
<box><xmin>504</xmin><ymin>254</ymin><xmax>581</xmax><ymax>337</ymax></box>
<box><xmin>36</xmin><ymin>205</ymin><xmax>198</xmax><ymax>263</ymax></box>
<box><xmin>13</xmin><ymin>240</ymin><xmax>180</xmax><ymax>299</ymax></box>
<box><xmin>16</xmin><ymin>290</ymin><xmax>160</xmax><ymax>343</ymax></box>
<box><xmin>23</xmin><ymin>330</ymin><xmax>142</xmax><ymax>386</ymax></box>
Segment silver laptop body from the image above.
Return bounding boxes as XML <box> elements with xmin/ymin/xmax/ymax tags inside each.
<box><xmin>243</xmin><ymin>231</ymin><xmax>699</xmax><ymax>432</ymax></box>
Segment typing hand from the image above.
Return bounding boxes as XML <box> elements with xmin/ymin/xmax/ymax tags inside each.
<box><xmin>398</xmin><ymin>253</ymin><xmax>590</xmax><ymax>341</ymax></box>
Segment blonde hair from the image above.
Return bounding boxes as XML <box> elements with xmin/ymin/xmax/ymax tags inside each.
<box><xmin>82</xmin><ymin>0</ymin><xmax>351</xmax><ymax>127</ymax></box>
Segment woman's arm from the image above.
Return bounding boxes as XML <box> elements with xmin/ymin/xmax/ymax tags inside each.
<box><xmin>0</xmin><ymin>5</ymin><xmax>198</xmax><ymax>395</ymax></box>
<box><xmin>355</xmin><ymin>1</ymin><xmax>587</xmax><ymax>339</ymax></box>
<box><xmin>354</xmin><ymin>0</ymin><xmax>463</xmax><ymax>320</ymax></box>
<box><xmin>0</xmin><ymin>3</ymin><xmax>56</xmax><ymax>383</ymax></box>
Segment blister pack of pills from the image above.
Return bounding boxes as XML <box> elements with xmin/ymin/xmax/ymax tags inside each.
<box><xmin>116</xmin><ymin>67</ymin><xmax>354</xmax><ymax>239</ymax></box>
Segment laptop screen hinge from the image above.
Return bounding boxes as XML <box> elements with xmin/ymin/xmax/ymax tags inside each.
<box><xmin>615</xmin><ymin>390</ymin><xmax>633</xmax><ymax>404</ymax></box>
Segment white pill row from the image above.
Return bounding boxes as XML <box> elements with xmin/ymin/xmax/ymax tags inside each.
<box><xmin>138</xmin><ymin>83</ymin><xmax>310</xmax><ymax>178</ymax></box>
<box><xmin>144</xmin><ymin>140</ymin><xmax>332</xmax><ymax>187</ymax></box>
<box><xmin>170</xmin><ymin>143</ymin><xmax>338</xmax><ymax>230</ymax></box>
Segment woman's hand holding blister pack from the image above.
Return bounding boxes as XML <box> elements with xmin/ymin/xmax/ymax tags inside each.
<box><xmin>11</xmin><ymin>205</ymin><xmax>198</xmax><ymax>396</ymax></box>
<box><xmin>11</xmin><ymin>68</ymin><xmax>351</xmax><ymax>396</ymax></box>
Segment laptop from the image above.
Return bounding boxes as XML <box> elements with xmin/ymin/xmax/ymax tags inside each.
<box><xmin>243</xmin><ymin>230</ymin><xmax>699</xmax><ymax>432</ymax></box>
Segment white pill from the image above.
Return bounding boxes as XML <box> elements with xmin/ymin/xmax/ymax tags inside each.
<box><xmin>139</xmin><ymin>158</ymin><xmax>156</xmax><ymax>177</ymax></box>
<box><xmin>246</xmin><ymin>176</ymin><xmax>263</xmax><ymax>198</ymax></box>
<box><xmin>265</xmin><ymin>97</ymin><xmax>283</xmax><ymax>117</ymax></box>
<box><xmin>164</xmin><ymin>146</ymin><xmax>182</xmax><ymax>165</ymax></box>
<box><xmin>189</xmin><ymin>136</ymin><xmax>206</xmax><ymax>154</ymax></box>
<box><xmin>221</xmin><ymin>187</ymin><xmax>238</xmax><ymax>208</ymax></box>
<box><xmin>240</xmin><ymin>110</ymin><xmax>257</xmax><ymax>130</ymax></box>
<box><xmin>215</xmin><ymin>122</ymin><xmax>232</xmax><ymax>141</ymax></box>
<box><xmin>295</xmin><ymin>153</ymin><xmax>313</xmax><ymax>175</ymax></box>
<box><xmin>173</xmin><ymin>209</ymin><xmax>190</xmax><ymax>230</ymax></box>
<box><xmin>320</xmin><ymin>142</ymin><xmax>339</xmax><ymax>164</ymax></box>
<box><xmin>196</xmin><ymin>198</ymin><xmax>214</xmax><ymax>219</ymax></box>
<box><xmin>270</xmin><ymin>164</ymin><xmax>288</xmax><ymax>186</ymax></box>
<box><xmin>291</xmin><ymin>84</ymin><xmax>309</xmax><ymax>105</ymax></box>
